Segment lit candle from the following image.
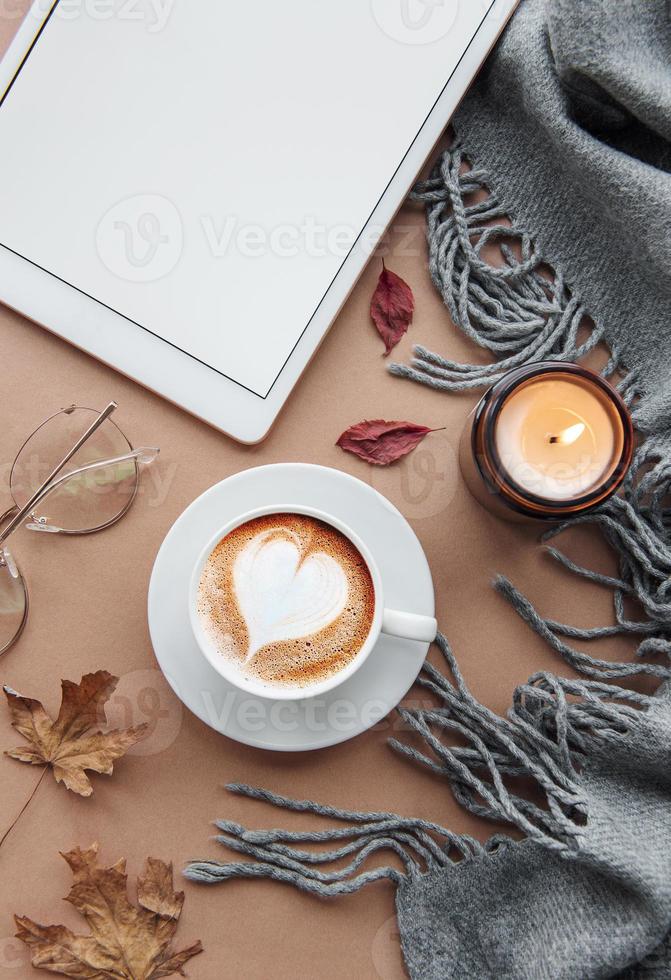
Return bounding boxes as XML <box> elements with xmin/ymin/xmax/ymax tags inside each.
<box><xmin>460</xmin><ymin>362</ymin><xmax>633</xmax><ymax>521</ymax></box>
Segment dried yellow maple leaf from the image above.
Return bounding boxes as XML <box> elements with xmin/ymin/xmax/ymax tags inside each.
<box><xmin>3</xmin><ymin>670</ymin><xmax>148</xmax><ymax>796</ymax></box>
<box><xmin>15</xmin><ymin>843</ymin><xmax>204</xmax><ymax>979</ymax></box>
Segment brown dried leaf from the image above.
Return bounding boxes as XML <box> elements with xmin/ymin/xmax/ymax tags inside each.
<box><xmin>4</xmin><ymin>671</ymin><xmax>148</xmax><ymax>796</ymax></box>
<box><xmin>15</xmin><ymin>843</ymin><xmax>203</xmax><ymax>979</ymax></box>
<box><xmin>336</xmin><ymin>419</ymin><xmax>443</xmax><ymax>465</ymax></box>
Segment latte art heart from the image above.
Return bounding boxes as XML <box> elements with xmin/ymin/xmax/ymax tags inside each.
<box><xmin>197</xmin><ymin>513</ymin><xmax>376</xmax><ymax>689</ymax></box>
<box><xmin>233</xmin><ymin>530</ymin><xmax>349</xmax><ymax>662</ymax></box>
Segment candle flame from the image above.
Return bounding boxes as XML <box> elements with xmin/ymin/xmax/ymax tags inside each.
<box><xmin>549</xmin><ymin>422</ymin><xmax>586</xmax><ymax>446</ymax></box>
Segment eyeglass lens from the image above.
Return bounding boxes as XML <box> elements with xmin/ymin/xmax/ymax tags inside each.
<box><xmin>0</xmin><ymin>546</ymin><xmax>29</xmax><ymax>656</ymax></box>
<box><xmin>10</xmin><ymin>406</ymin><xmax>139</xmax><ymax>534</ymax></box>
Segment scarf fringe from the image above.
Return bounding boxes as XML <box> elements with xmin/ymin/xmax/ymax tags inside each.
<box><xmin>183</xmin><ymin>626</ymin><xmax>658</xmax><ymax>893</ymax></box>
<box><xmin>184</xmin><ymin>775</ymin><xmax>488</xmax><ymax>894</ymax></box>
<box><xmin>495</xmin><ymin>431</ymin><xmax>671</xmax><ymax>683</ymax></box>
<box><xmin>183</xmin><ymin>141</ymin><xmax>671</xmax><ymax>897</ymax></box>
<box><xmin>389</xmin><ymin>141</ymin><xmax>643</xmax><ymax>406</ymax></box>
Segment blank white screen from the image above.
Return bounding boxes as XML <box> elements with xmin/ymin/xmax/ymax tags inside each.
<box><xmin>0</xmin><ymin>0</ymin><xmax>489</xmax><ymax>396</ymax></box>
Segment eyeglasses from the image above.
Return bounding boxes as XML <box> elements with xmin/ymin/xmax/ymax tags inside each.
<box><xmin>0</xmin><ymin>402</ymin><xmax>158</xmax><ymax>655</ymax></box>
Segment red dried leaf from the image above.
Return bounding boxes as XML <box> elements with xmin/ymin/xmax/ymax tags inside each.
<box><xmin>336</xmin><ymin>420</ymin><xmax>441</xmax><ymax>466</ymax></box>
<box><xmin>370</xmin><ymin>261</ymin><xmax>414</xmax><ymax>355</ymax></box>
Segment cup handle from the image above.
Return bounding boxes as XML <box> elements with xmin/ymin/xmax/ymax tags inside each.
<box><xmin>381</xmin><ymin>608</ymin><xmax>437</xmax><ymax>644</ymax></box>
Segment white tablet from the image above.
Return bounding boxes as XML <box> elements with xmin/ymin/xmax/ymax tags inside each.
<box><xmin>0</xmin><ymin>0</ymin><xmax>518</xmax><ymax>442</ymax></box>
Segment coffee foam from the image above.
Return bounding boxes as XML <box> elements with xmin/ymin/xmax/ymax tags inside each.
<box><xmin>197</xmin><ymin>514</ymin><xmax>376</xmax><ymax>688</ymax></box>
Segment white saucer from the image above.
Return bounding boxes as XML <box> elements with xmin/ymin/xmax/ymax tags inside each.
<box><xmin>147</xmin><ymin>464</ymin><xmax>434</xmax><ymax>751</ymax></box>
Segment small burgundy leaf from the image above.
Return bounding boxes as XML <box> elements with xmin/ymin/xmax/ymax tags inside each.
<box><xmin>336</xmin><ymin>419</ymin><xmax>442</xmax><ymax>466</ymax></box>
<box><xmin>370</xmin><ymin>261</ymin><xmax>414</xmax><ymax>356</ymax></box>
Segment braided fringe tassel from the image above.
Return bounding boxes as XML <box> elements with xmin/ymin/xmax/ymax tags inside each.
<box><xmin>390</xmin><ymin>634</ymin><xmax>655</xmax><ymax>844</ymax></box>
<box><xmin>184</xmin><ymin>778</ymin><xmax>488</xmax><ymax>894</ymax></box>
<box><xmin>388</xmin><ymin>140</ymin><xmax>639</xmax><ymax>399</ymax></box>
<box><xmin>496</xmin><ymin>433</ymin><xmax>671</xmax><ymax>682</ymax></box>
<box><xmin>183</xmin><ymin>629</ymin><xmax>657</xmax><ymax>892</ymax></box>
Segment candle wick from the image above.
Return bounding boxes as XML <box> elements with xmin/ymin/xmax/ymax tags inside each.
<box><xmin>548</xmin><ymin>422</ymin><xmax>586</xmax><ymax>447</ymax></box>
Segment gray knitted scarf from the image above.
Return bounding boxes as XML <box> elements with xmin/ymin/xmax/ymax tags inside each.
<box><xmin>184</xmin><ymin>2</ymin><xmax>671</xmax><ymax>977</ymax></box>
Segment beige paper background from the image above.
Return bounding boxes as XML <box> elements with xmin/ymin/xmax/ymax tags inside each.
<box><xmin>0</xmin><ymin>7</ymin><xmax>637</xmax><ymax>977</ymax></box>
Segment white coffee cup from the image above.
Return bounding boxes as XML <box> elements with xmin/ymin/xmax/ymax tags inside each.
<box><xmin>188</xmin><ymin>504</ymin><xmax>437</xmax><ymax>700</ymax></box>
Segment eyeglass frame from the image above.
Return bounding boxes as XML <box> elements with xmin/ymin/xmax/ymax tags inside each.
<box><xmin>0</xmin><ymin>401</ymin><xmax>159</xmax><ymax>654</ymax></box>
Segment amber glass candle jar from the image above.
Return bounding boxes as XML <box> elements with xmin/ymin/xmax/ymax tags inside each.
<box><xmin>459</xmin><ymin>362</ymin><xmax>634</xmax><ymax>522</ymax></box>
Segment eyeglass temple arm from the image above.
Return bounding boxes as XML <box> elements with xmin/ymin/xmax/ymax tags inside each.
<box><xmin>25</xmin><ymin>448</ymin><xmax>159</xmax><ymax>522</ymax></box>
<box><xmin>0</xmin><ymin>401</ymin><xmax>118</xmax><ymax>548</ymax></box>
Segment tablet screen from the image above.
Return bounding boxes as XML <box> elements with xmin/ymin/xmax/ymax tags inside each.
<box><xmin>0</xmin><ymin>0</ymin><xmax>492</xmax><ymax>397</ymax></box>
